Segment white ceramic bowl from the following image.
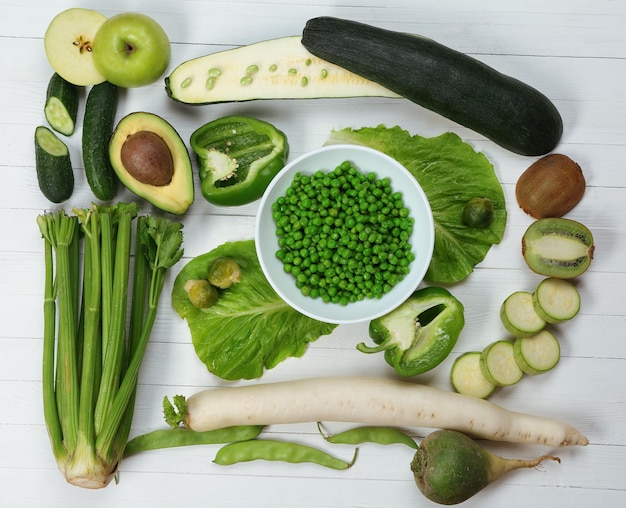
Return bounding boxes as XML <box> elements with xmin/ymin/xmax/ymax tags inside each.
<box><xmin>255</xmin><ymin>144</ymin><xmax>434</xmax><ymax>325</ymax></box>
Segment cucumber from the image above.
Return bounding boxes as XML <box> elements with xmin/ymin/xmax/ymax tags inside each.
<box><xmin>165</xmin><ymin>36</ymin><xmax>399</xmax><ymax>105</ymax></box>
<box><xmin>302</xmin><ymin>17</ymin><xmax>563</xmax><ymax>156</ymax></box>
<box><xmin>450</xmin><ymin>352</ymin><xmax>496</xmax><ymax>399</ymax></box>
<box><xmin>533</xmin><ymin>277</ymin><xmax>581</xmax><ymax>324</ymax></box>
<box><xmin>44</xmin><ymin>72</ymin><xmax>79</xmax><ymax>136</ymax></box>
<box><xmin>479</xmin><ymin>340</ymin><xmax>524</xmax><ymax>387</ymax></box>
<box><xmin>82</xmin><ymin>81</ymin><xmax>119</xmax><ymax>201</ymax></box>
<box><xmin>34</xmin><ymin>125</ymin><xmax>74</xmax><ymax>203</ymax></box>
<box><xmin>500</xmin><ymin>291</ymin><xmax>546</xmax><ymax>338</ymax></box>
<box><xmin>513</xmin><ymin>330</ymin><xmax>560</xmax><ymax>375</ymax></box>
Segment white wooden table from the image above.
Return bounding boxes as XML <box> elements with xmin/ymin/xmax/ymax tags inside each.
<box><xmin>2</xmin><ymin>0</ymin><xmax>625</xmax><ymax>506</ymax></box>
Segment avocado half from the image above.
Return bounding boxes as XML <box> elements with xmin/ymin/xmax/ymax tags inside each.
<box><xmin>109</xmin><ymin>111</ymin><xmax>194</xmax><ymax>214</ymax></box>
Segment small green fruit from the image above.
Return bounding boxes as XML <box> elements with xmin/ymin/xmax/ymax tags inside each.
<box><xmin>92</xmin><ymin>12</ymin><xmax>171</xmax><ymax>88</ymax></box>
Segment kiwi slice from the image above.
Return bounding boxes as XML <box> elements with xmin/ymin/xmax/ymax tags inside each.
<box><xmin>522</xmin><ymin>217</ymin><xmax>594</xmax><ymax>278</ymax></box>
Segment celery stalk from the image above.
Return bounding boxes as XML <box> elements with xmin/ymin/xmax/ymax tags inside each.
<box><xmin>94</xmin><ymin>207</ymin><xmax>136</xmax><ymax>434</ymax></box>
<box><xmin>38</xmin><ymin>213</ymin><xmax>66</xmax><ymax>467</ymax></box>
<box><xmin>109</xmin><ymin>216</ymin><xmax>149</xmax><ymax>459</ymax></box>
<box><xmin>37</xmin><ymin>204</ymin><xmax>184</xmax><ymax>489</ymax></box>
<box><xmin>95</xmin><ymin>216</ymin><xmax>184</xmax><ymax>462</ymax></box>
<box><xmin>74</xmin><ymin>207</ymin><xmax>101</xmax><ymax>461</ymax></box>
<box><xmin>52</xmin><ymin>213</ymin><xmax>80</xmax><ymax>452</ymax></box>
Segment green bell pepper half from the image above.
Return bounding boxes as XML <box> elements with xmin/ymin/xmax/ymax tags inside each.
<box><xmin>357</xmin><ymin>286</ymin><xmax>465</xmax><ymax>377</ymax></box>
<box><xmin>190</xmin><ymin>115</ymin><xmax>289</xmax><ymax>206</ymax></box>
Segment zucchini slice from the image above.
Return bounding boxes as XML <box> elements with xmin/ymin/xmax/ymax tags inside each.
<box><xmin>480</xmin><ymin>340</ymin><xmax>524</xmax><ymax>387</ymax></box>
<box><xmin>451</xmin><ymin>352</ymin><xmax>496</xmax><ymax>399</ymax></box>
<box><xmin>533</xmin><ymin>277</ymin><xmax>581</xmax><ymax>324</ymax></box>
<box><xmin>302</xmin><ymin>16</ymin><xmax>563</xmax><ymax>156</ymax></box>
<box><xmin>513</xmin><ymin>330</ymin><xmax>560</xmax><ymax>375</ymax></box>
<box><xmin>500</xmin><ymin>291</ymin><xmax>546</xmax><ymax>338</ymax></box>
<box><xmin>34</xmin><ymin>125</ymin><xmax>74</xmax><ymax>203</ymax></box>
<box><xmin>165</xmin><ymin>36</ymin><xmax>400</xmax><ymax>105</ymax></box>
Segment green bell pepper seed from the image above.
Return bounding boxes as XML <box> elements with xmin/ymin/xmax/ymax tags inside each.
<box><xmin>213</xmin><ymin>439</ymin><xmax>357</xmax><ymax>470</ymax></box>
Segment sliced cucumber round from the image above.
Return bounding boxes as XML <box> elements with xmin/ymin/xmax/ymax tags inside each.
<box><xmin>500</xmin><ymin>291</ymin><xmax>546</xmax><ymax>338</ymax></box>
<box><xmin>533</xmin><ymin>278</ymin><xmax>581</xmax><ymax>324</ymax></box>
<box><xmin>451</xmin><ymin>352</ymin><xmax>496</xmax><ymax>399</ymax></box>
<box><xmin>479</xmin><ymin>340</ymin><xmax>524</xmax><ymax>387</ymax></box>
<box><xmin>513</xmin><ymin>330</ymin><xmax>560</xmax><ymax>375</ymax></box>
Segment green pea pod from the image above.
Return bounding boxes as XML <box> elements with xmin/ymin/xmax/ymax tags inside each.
<box><xmin>190</xmin><ymin>115</ymin><xmax>289</xmax><ymax>206</ymax></box>
<box><xmin>358</xmin><ymin>286</ymin><xmax>465</xmax><ymax>376</ymax></box>
<box><xmin>213</xmin><ymin>439</ymin><xmax>357</xmax><ymax>470</ymax></box>
<box><xmin>123</xmin><ymin>425</ymin><xmax>264</xmax><ymax>457</ymax></box>
<box><xmin>318</xmin><ymin>422</ymin><xmax>418</xmax><ymax>449</ymax></box>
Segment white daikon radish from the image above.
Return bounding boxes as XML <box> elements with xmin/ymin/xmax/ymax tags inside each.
<box><xmin>172</xmin><ymin>376</ymin><xmax>588</xmax><ymax>447</ymax></box>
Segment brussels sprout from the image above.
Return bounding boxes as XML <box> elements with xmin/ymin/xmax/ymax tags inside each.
<box><xmin>208</xmin><ymin>257</ymin><xmax>242</xmax><ymax>289</ymax></box>
<box><xmin>184</xmin><ymin>279</ymin><xmax>218</xmax><ymax>309</ymax></box>
<box><xmin>462</xmin><ymin>197</ymin><xmax>495</xmax><ymax>228</ymax></box>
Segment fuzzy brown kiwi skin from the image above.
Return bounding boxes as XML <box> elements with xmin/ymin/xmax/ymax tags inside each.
<box><xmin>516</xmin><ymin>154</ymin><xmax>586</xmax><ymax>219</ymax></box>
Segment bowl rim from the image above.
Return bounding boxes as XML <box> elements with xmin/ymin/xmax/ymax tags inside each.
<box><xmin>255</xmin><ymin>144</ymin><xmax>435</xmax><ymax>325</ymax></box>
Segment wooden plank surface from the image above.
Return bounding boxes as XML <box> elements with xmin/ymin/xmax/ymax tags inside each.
<box><xmin>1</xmin><ymin>0</ymin><xmax>624</xmax><ymax>506</ymax></box>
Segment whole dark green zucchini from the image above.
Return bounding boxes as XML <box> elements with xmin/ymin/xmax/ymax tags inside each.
<box><xmin>301</xmin><ymin>17</ymin><xmax>563</xmax><ymax>156</ymax></box>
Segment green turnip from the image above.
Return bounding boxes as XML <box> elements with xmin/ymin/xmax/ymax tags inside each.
<box><xmin>410</xmin><ymin>429</ymin><xmax>560</xmax><ymax>505</ymax></box>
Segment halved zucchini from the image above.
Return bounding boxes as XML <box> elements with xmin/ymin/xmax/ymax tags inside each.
<box><xmin>165</xmin><ymin>36</ymin><xmax>400</xmax><ymax>104</ymax></box>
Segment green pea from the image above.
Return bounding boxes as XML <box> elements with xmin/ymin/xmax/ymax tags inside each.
<box><xmin>213</xmin><ymin>439</ymin><xmax>357</xmax><ymax>470</ymax></box>
<box><xmin>271</xmin><ymin>161</ymin><xmax>414</xmax><ymax>302</ymax></box>
<box><xmin>123</xmin><ymin>425</ymin><xmax>264</xmax><ymax>457</ymax></box>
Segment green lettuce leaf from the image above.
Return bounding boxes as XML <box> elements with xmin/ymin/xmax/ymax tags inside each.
<box><xmin>326</xmin><ymin>126</ymin><xmax>507</xmax><ymax>283</ymax></box>
<box><xmin>172</xmin><ymin>240</ymin><xmax>337</xmax><ymax>380</ymax></box>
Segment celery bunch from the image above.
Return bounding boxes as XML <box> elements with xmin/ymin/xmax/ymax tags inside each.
<box><xmin>37</xmin><ymin>203</ymin><xmax>184</xmax><ymax>488</ymax></box>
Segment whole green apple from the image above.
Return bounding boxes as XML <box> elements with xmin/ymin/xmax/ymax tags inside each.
<box><xmin>92</xmin><ymin>12</ymin><xmax>170</xmax><ymax>88</ymax></box>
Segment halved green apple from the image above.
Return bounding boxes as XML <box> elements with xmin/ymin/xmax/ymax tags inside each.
<box><xmin>44</xmin><ymin>8</ymin><xmax>108</xmax><ymax>86</ymax></box>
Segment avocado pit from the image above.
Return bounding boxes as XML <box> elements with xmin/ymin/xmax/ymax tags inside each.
<box><xmin>121</xmin><ymin>130</ymin><xmax>174</xmax><ymax>186</ymax></box>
